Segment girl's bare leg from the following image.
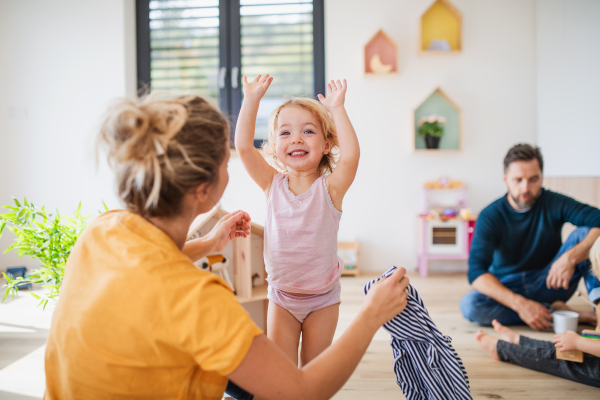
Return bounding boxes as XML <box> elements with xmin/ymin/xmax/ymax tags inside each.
<box><xmin>267</xmin><ymin>300</ymin><xmax>302</xmax><ymax>365</ymax></box>
<box><xmin>299</xmin><ymin>303</ymin><xmax>340</xmax><ymax>367</ymax></box>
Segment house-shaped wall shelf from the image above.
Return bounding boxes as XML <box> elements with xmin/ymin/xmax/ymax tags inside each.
<box><xmin>364</xmin><ymin>29</ymin><xmax>398</xmax><ymax>74</ymax></box>
<box><xmin>187</xmin><ymin>205</ymin><xmax>268</xmax><ymax>330</ymax></box>
<box><xmin>420</xmin><ymin>0</ymin><xmax>462</xmax><ymax>54</ymax></box>
<box><xmin>414</xmin><ymin>88</ymin><xmax>462</xmax><ymax>151</ymax></box>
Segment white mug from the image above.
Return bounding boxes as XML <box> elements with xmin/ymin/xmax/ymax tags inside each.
<box><xmin>552</xmin><ymin>311</ymin><xmax>579</xmax><ymax>334</ymax></box>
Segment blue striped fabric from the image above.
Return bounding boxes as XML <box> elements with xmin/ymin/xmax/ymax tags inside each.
<box><xmin>364</xmin><ymin>267</ymin><xmax>472</xmax><ymax>400</ymax></box>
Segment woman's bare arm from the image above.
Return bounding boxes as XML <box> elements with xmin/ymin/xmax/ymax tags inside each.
<box><xmin>182</xmin><ymin>211</ymin><xmax>251</xmax><ymax>261</ymax></box>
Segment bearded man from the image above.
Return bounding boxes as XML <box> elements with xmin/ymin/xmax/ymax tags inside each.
<box><xmin>460</xmin><ymin>144</ymin><xmax>600</xmax><ymax>330</ymax></box>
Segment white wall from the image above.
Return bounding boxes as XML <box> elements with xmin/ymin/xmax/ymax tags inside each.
<box><xmin>0</xmin><ymin>0</ymin><xmax>136</xmax><ymax>270</ymax></box>
<box><xmin>0</xmin><ymin>0</ymin><xmax>543</xmax><ymax>273</ymax></box>
<box><xmin>223</xmin><ymin>0</ymin><xmax>537</xmax><ymax>271</ymax></box>
<box><xmin>536</xmin><ymin>0</ymin><xmax>600</xmax><ymax>177</ymax></box>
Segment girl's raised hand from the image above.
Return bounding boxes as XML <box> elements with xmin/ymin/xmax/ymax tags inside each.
<box><xmin>317</xmin><ymin>79</ymin><xmax>347</xmax><ymax>111</ymax></box>
<box><xmin>242</xmin><ymin>74</ymin><xmax>274</xmax><ymax>102</ymax></box>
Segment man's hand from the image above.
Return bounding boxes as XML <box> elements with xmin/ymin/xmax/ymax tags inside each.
<box><xmin>516</xmin><ymin>298</ymin><xmax>553</xmax><ymax>331</ymax></box>
<box><xmin>317</xmin><ymin>79</ymin><xmax>347</xmax><ymax>112</ymax></box>
<box><xmin>552</xmin><ymin>331</ymin><xmax>581</xmax><ymax>352</ymax></box>
<box><xmin>546</xmin><ymin>250</ymin><xmax>576</xmax><ymax>290</ymax></box>
<box><xmin>242</xmin><ymin>74</ymin><xmax>273</xmax><ymax>102</ymax></box>
<box><xmin>208</xmin><ymin>211</ymin><xmax>251</xmax><ymax>253</ymax></box>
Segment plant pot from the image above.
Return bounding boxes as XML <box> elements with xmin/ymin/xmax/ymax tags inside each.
<box><xmin>425</xmin><ymin>135</ymin><xmax>440</xmax><ymax>149</ymax></box>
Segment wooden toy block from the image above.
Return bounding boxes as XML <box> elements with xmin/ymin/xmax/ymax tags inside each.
<box><xmin>556</xmin><ymin>349</ymin><xmax>584</xmax><ymax>363</ymax></box>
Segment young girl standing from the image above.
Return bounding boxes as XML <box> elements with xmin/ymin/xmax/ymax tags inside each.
<box><xmin>235</xmin><ymin>74</ymin><xmax>359</xmax><ymax>367</ymax></box>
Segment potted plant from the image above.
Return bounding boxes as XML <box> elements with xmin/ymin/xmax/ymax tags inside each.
<box><xmin>0</xmin><ymin>198</ymin><xmax>100</xmax><ymax>308</ymax></box>
<box><xmin>418</xmin><ymin>115</ymin><xmax>446</xmax><ymax>149</ymax></box>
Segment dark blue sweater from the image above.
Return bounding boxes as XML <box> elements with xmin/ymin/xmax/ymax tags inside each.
<box><xmin>468</xmin><ymin>189</ymin><xmax>600</xmax><ymax>284</ymax></box>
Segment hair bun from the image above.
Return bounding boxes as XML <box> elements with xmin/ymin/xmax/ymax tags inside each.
<box><xmin>97</xmin><ymin>93</ymin><xmax>229</xmax><ymax>218</ymax></box>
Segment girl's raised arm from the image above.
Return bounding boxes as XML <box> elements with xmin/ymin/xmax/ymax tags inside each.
<box><xmin>318</xmin><ymin>79</ymin><xmax>359</xmax><ymax>210</ymax></box>
<box><xmin>235</xmin><ymin>74</ymin><xmax>278</xmax><ymax>192</ymax></box>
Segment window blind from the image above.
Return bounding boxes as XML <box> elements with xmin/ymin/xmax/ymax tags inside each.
<box><xmin>240</xmin><ymin>0</ymin><xmax>314</xmax><ymax>141</ymax></box>
<box><xmin>149</xmin><ymin>0</ymin><xmax>220</xmax><ymax>101</ymax></box>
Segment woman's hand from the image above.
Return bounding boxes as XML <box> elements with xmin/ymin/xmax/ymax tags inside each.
<box><xmin>552</xmin><ymin>330</ymin><xmax>581</xmax><ymax>352</ymax></box>
<box><xmin>363</xmin><ymin>267</ymin><xmax>410</xmax><ymax>326</ymax></box>
<box><xmin>208</xmin><ymin>211</ymin><xmax>251</xmax><ymax>253</ymax></box>
<box><xmin>317</xmin><ymin>79</ymin><xmax>347</xmax><ymax>112</ymax></box>
<box><xmin>242</xmin><ymin>74</ymin><xmax>274</xmax><ymax>102</ymax></box>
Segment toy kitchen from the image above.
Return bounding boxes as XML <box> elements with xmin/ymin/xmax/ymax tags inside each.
<box><xmin>416</xmin><ymin>177</ymin><xmax>477</xmax><ymax>277</ymax></box>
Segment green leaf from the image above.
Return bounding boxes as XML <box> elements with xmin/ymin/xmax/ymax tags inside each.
<box><xmin>0</xmin><ymin>222</ymin><xmax>5</xmax><ymax>235</ymax></box>
<box><xmin>30</xmin><ymin>292</ymin><xmax>41</xmax><ymax>299</ymax></box>
<box><xmin>24</xmin><ymin>198</ymin><xmax>29</xmax><ymax>206</ymax></box>
<box><xmin>102</xmin><ymin>200</ymin><xmax>109</xmax><ymax>212</ymax></box>
<box><xmin>12</xmin><ymin>198</ymin><xmax>21</xmax><ymax>207</ymax></box>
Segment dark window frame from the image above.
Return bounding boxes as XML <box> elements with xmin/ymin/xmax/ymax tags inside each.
<box><xmin>135</xmin><ymin>0</ymin><xmax>326</xmax><ymax>144</ymax></box>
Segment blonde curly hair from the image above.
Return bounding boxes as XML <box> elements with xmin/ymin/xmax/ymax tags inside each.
<box><xmin>262</xmin><ymin>98</ymin><xmax>339</xmax><ymax>176</ymax></box>
<box><xmin>97</xmin><ymin>93</ymin><xmax>229</xmax><ymax>218</ymax></box>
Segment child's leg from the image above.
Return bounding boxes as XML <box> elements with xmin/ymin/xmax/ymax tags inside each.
<box><xmin>267</xmin><ymin>300</ymin><xmax>302</xmax><ymax>365</ymax></box>
<box><xmin>299</xmin><ymin>303</ymin><xmax>339</xmax><ymax>367</ymax></box>
<box><xmin>477</xmin><ymin>330</ymin><xmax>600</xmax><ymax>388</ymax></box>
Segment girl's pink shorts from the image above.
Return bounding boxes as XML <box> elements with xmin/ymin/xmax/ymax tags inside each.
<box><xmin>267</xmin><ymin>281</ymin><xmax>341</xmax><ymax>323</ymax></box>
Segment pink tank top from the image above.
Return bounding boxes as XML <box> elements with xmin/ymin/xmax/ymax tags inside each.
<box><xmin>264</xmin><ymin>173</ymin><xmax>343</xmax><ymax>294</ymax></box>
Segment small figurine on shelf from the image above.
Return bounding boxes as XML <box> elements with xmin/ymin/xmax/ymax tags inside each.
<box><xmin>427</xmin><ymin>39</ymin><xmax>452</xmax><ymax>52</ymax></box>
<box><xmin>418</xmin><ymin>115</ymin><xmax>446</xmax><ymax>149</ymax></box>
<box><xmin>369</xmin><ymin>54</ymin><xmax>393</xmax><ymax>74</ymax></box>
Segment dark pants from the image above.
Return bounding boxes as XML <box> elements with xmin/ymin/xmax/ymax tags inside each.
<box><xmin>497</xmin><ymin>336</ymin><xmax>600</xmax><ymax>388</ymax></box>
<box><xmin>225</xmin><ymin>380</ymin><xmax>254</xmax><ymax>400</ymax></box>
<box><xmin>460</xmin><ymin>227</ymin><xmax>600</xmax><ymax>326</ymax></box>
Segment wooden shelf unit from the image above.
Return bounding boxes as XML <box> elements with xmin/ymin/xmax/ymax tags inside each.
<box><xmin>187</xmin><ymin>205</ymin><xmax>268</xmax><ymax>330</ymax></box>
<box><xmin>339</xmin><ymin>241</ymin><xmax>360</xmax><ymax>276</ymax></box>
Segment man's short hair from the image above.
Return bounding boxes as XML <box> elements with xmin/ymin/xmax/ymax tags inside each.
<box><xmin>503</xmin><ymin>144</ymin><xmax>544</xmax><ymax>173</ymax></box>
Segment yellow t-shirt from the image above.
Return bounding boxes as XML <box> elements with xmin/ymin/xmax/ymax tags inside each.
<box><xmin>44</xmin><ymin>211</ymin><xmax>262</xmax><ymax>400</ymax></box>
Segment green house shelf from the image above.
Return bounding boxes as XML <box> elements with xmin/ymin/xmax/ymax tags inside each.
<box><xmin>414</xmin><ymin>88</ymin><xmax>462</xmax><ymax>151</ymax></box>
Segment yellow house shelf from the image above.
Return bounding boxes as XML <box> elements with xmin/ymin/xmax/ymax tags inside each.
<box><xmin>420</xmin><ymin>0</ymin><xmax>463</xmax><ymax>55</ymax></box>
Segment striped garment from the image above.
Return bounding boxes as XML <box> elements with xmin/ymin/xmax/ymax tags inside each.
<box><xmin>364</xmin><ymin>267</ymin><xmax>472</xmax><ymax>400</ymax></box>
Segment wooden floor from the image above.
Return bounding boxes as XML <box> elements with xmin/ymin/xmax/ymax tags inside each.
<box><xmin>1</xmin><ymin>271</ymin><xmax>599</xmax><ymax>399</ymax></box>
<box><xmin>332</xmin><ymin>271</ymin><xmax>600</xmax><ymax>400</ymax></box>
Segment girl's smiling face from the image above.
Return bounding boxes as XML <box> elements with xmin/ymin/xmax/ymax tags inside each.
<box><xmin>275</xmin><ymin>106</ymin><xmax>330</xmax><ymax>174</ymax></box>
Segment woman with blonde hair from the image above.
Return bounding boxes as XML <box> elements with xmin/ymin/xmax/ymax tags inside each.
<box><xmin>43</xmin><ymin>93</ymin><xmax>410</xmax><ymax>400</ymax></box>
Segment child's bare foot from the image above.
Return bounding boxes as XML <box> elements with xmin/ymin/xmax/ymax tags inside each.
<box><xmin>553</xmin><ymin>300</ymin><xmax>597</xmax><ymax>326</ymax></box>
<box><xmin>491</xmin><ymin>319</ymin><xmax>520</xmax><ymax>345</ymax></box>
<box><xmin>475</xmin><ymin>330</ymin><xmax>500</xmax><ymax>361</ymax></box>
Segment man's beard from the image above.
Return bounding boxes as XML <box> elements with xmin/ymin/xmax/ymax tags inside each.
<box><xmin>510</xmin><ymin>191</ymin><xmax>539</xmax><ymax>210</ymax></box>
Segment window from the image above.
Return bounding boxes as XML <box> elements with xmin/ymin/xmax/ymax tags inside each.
<box><xmin>136</xmin><ymin>0</ymin><xmax>325</xmax><ymax>147</ymax></box>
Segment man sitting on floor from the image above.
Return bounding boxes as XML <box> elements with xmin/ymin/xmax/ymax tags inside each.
<box><xmin>460</xmin><ymin>144</ymin><xmax>600</xmax><ymax>330</ymax></box>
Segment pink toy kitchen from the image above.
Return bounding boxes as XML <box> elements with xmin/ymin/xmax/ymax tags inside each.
<box><xmin>417</xmin><ymin>177</ymin><xmax>477</xmax><ymax>277</ymax></box>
